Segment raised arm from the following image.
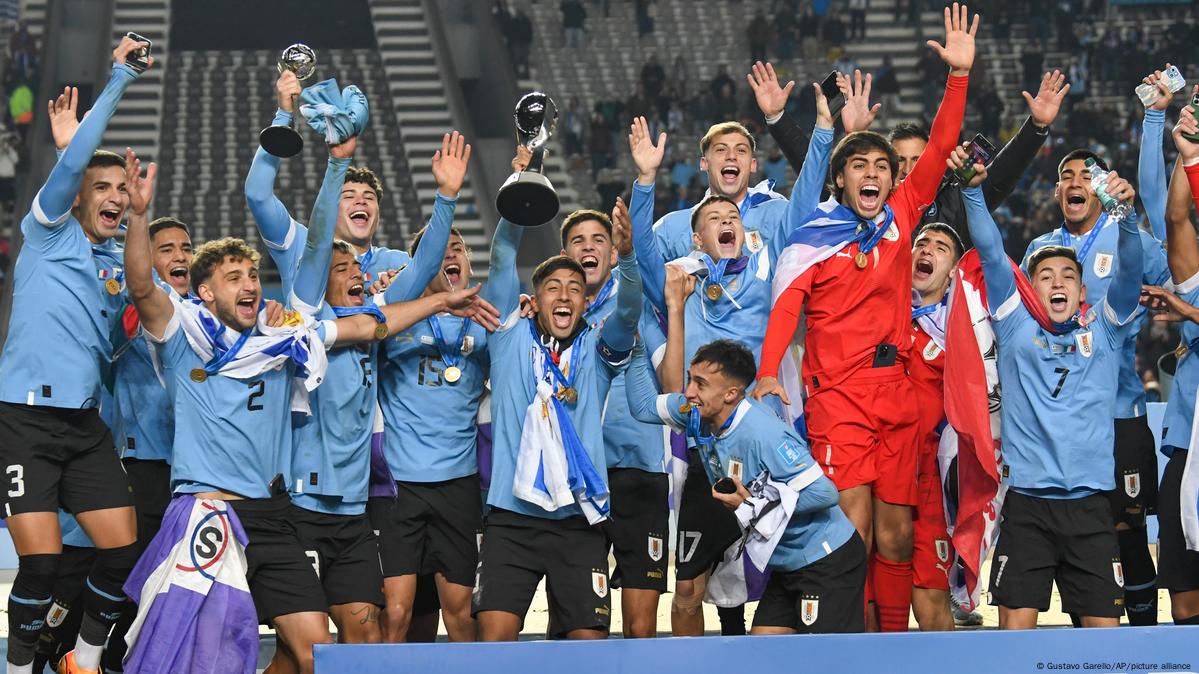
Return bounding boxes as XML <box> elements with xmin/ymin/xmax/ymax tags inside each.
<box><xmin>749</xmin><ymin>61</ymin><xmax>810</xmax><ymax>172</ymax></box>
<box><xmin>479</xmin><ymin>219</ymin><xmax>523</xmax><ymax>318</ymax></box>
<box><xmin>1139</xmin><ymin>68</ymin><xmax>1176</xmax><ymax>240</ymax></box>
<box><xmin>951</xmin><ymin>142</ymin><xmax>1017</xmax><ymax>313</ymax></box>
<box><xmin>784</xmin><ymin>82</ymin><xmax>837</xmax><ymax>238</ymax></box>
<box><xmin>1099</xmin><ymin>172</ymin><xmax>1143</xmax><ymax>321</ymax></box>
<box><xmin>625</xmin><ymin>342</ymin><xmax>687</xmax><ymax>429</ymax></box>
<box><xmin>381</xmin><ymin>132</ymin><xmax>470</xmax><ymax>303</ymax></box>
<box><xmin>122</xmin><ymin>150</ymin><xmax>174</xmax><ymax>338</ymax></box>
<box><xmin>983</xmin><ymin>71</ymin><xmax>1067</xmax><ymax>210</ymax></box>
<box><xmin>657</xmin><ymin>265</ymin><xmax>694</xmax><ymax>392</ymax></box>
<box><xmin>291</xmin><ymin>150</ymin><xmax>353</xmax><ymax>309</ymax></box>
<box><xmin>628</xmin><ymin>116</ymin><xmax>669</xmax><ymax>313</ymax></box>
<box><xmin>335</xmin><ymin>285</ymin><xmax>499</xmax><ymax>345</ymax></box>
<box><xmin>599</xmin><ymin>212</ymin><xmax>642</xmax><ymax>353</ymax></box>
<box><xmin>34</xmin><ymin>40</ymin><xmax>144</xmax><ymax>226</ymax></box>
<box><xmin>245</xmin><ymin>72</ymin><xmax>303</xmax><ymax>250</ymax></box>
<box><xmin>1167</xmin><ymin>104</ymin><xmax>1199</xmax><ymax>282</ymax></box>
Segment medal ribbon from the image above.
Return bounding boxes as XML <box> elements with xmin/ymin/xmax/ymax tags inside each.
<box><xmin>849</xmin><ymin>207</ymin><xmax>895</xmax><ymax>256</ymax></box>
<box><xmin>358</xmin><ymin>245</ymin><xmax>375</xmax><ymax>283</ymax></box>
<box><xmin>331</xmin><ymin>304</ymin><xmax>387</xmax><ymax>323</ymax></box>
<box><xmin>427</xmin><ymin>314</ymin><xmax>468</xmax><ymax>371</ymax></box>
<box><xmin>911</xmin><ymin>296</ymin><xmax>945</xmax><ymax>320</ymax></box>
<box><xmin>203</xmin><ymin>325</ymin><xmax>253</xmax><ymax>376</ymax></box>
<box><xmin>528</xmin><ymin>319</ymin><xmax>587</xmax><ymax>395</ymax></box>
<box><xmin>1059</xmin><ymin>213</ymin><xmax>1108</xmax><ymax>266</ymax></box>
<box><xmin>584</xmin><ymin>275</ymin><xmax>616</xmax><ymax>321</ymax></box>
<box><xmin>686</xmin><ymin>406</ymin><xmax>737</xmax><ymax>477</ymax></box>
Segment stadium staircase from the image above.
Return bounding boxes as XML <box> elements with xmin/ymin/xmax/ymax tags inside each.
<box><xmin>368</xmin><ymin>0</ymin><xmax>491</xmax><ymax>274</ymax></box>
<box><xmin>100</xmin><ymin>0</ymin><xmax>169</xmax><ymax>166</ymax></box>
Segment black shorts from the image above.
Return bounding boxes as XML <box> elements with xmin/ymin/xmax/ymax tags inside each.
<box><xmin>1105</xmin><ymin>415</ymin><xmax>1159</xmax><ymax>526</ymax></box>
<box><xmin>472</xmin><ymin>508</ymin><xmax>610</xmax><ymax>636</ymax></box>
<box><xmin>988</xmin><ymin>492</ymin><xmax>1124</xmax><ymax>618</ymax></box>
<box><xmin>122</xmin><ymin>458</ymin><xmax>172</xmax><ymax>549</ymax></box>
<box><xmin>368</xmin><ymin>475</ymin><xmax>482</xmax><ymax>587</ymax></box>
<box><xmin>606</xmin><ymin>468</ymin><xmax>669</xmax><ymax>593</ymax></box>
<box><xmin>675</xmin><ymin>452</ymin><xmax>741</xmax><ymax>581</ymax></box>
<box><xmin>1155</xmin><ymin>450</ymin><xmax>1199</xmax><ymax>592</ymax></box>
<box><xmin>0</xmin><ymin>402</ymin><xmax>132</xmax><ymax>517</ymax></box>
<box><xmin>293</xmin><ymin>507</ymin><xmax>384</xmax><ymax>608</ymax></box>
<box><xmin>752</xmin><ymin>533</ymin><xmax>867</xmax><ymax>634</ymax></box>
<box><xmin>229</xmin><ymin>494</ymin><xmax>328</xmax><ymax>623</ymax></box>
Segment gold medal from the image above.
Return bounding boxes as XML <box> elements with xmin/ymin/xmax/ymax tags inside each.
<box><xmin>706</xmin><ymin>284</ymin><xmax>723</xmax><ymax>301</ymax></box>
<box><xmin>1176</xmin><ymin>343</ymin><xmax>1189</xmax><ymax>359</ymax></box>
<box><xmin>854</xmin><ymin>252</ymin><xmax>868</xmax><ymax>269</ymax></box>
<box><xmin>189</xmin><ymin>368</ymin><xmax>208</xmax><ymax>383</ymax></box>
<box><xmin>444</xmin><ymin>366</ymin><xmax>462</xmax><ymax>383</ymax></box>
<box><xmin>678</xmin><ymin>402</ymin><xmax>693</xmax><ymax>414</ymax></box>
<box><xmin>557</xmin><ymin>387</ymin><xmax>578</xmax><ymax>405</ymax></box>
<box><xmin>373</xmin><ymin>323</ymin><xmax>389</xmax><ymax>340</ymax></box>
<box><xmin>105</xmin><ymin>278</ymin><xmax>121</xmax><ymax>295</ymax></box>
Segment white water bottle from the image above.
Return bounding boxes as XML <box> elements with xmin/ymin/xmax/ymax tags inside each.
<box><xmin>1086</xmin><ymin>157</ymin><xmax>1132</xmax><ymax>220</ymax></box>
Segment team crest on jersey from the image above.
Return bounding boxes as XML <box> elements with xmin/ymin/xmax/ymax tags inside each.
<box><xmin>935</xmin><ymin>539</ymin><xmax>951</xmax><ymax>563</ymax></box>
<box><xmin>1113</xmin><ymin>560</ymin><xmax>1124</xmax><ymax>587</ymax></box>
<box><xmin>923</xmin><ymin>340</ymin><xmax>942</xmax><ymax>361</ymax></box>
<box><xmin>745</xmin><ymin>230</ymin><xmax>764</xmax><ymax>253</ymax></box>
<box><xmin>884</xmin><ymin>223</ymin><xmax>900</xmax><ymax>241</ymax></box>
<box><xmin>727</xmin><ymin>458</ymin><xmax>744</xmax><ymax>483</ymax></box>
<box><xmin>1075</xmin><ymin>331</ymin><xmax>1093</xmax><ymax>358</ymax></box>
<box><xmin>592</xmin><ymin>570</ymin><xmax>609</xmax><ymax>598</ymax></box>
<box><xmin>1124</xmin><ymin>472</ymin><xmax>1141</xmax><ymax>498</ymax></box>
<box><xmin>1093</xmin><ymin>253</ymin><xmax>1114</xmax><ymax>278</ymax></box>
<box><xmin>800</xmin><ymin>595</ymin><xmax>819</xmax><ymax>626</ymax></box>
<box><xmin>648</xmin><ymin>535</ymin><xmax>663</xmax><ymax>562</ymax></box>
<box><xmin>462</xmin><ymin>335</ymin><xmax>476</xmax><ymax>355</ymax></box>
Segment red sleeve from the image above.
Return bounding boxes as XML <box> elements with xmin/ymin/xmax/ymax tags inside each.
<box><xmin>758</xmin><ymin>275</ymin><xmax>811</xmax><ymax>380</ymax></box>
<box><xmin>122</xmin><ymin>304</ymin><xmax>141</xmax><ymax>340</ymax></box>
<box><xmin>891</xmin><ymin>74</ymin><xmax>970</xmax><ymax>234</ymax></box>
<box><xmin>1185</xmin><ymin>162</ymin><xmax>1199</xmax><ymax>215</ymax></box>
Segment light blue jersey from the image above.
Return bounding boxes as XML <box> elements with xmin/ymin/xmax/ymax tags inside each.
<box><xmin>149</xmin><ymin>309</ymin><xmax>303</xmax><ymax>499</ymax></box>
<box><xmin>479</xmin><ymin>220</ymin><xmax>642</xmax><ymax>519</ymax></box>
<box><xmin>0</xmin><ymin>64</ymin><xmax>137</xmax><ymax>408</ymax></box>
<box><xmin>1161</xmin><ymin>272</ymin><xmax>1199</xmax><ymax>457</ymax></box>
<box><xmin>113</xmin><ymin>332</ymin><xmax>174</xmax><ymax>462</ymax></box>
<box><xmin>969</xmin><ymin>187</ymin><xmax>1143</xmax><ymax>497</ymax></box>
<box><xmin>379</xmin><ymin>313</ymin><xmax>489</xmax><ymax>482</ymax></box>
<box><xmin>624</xmin><ymin>348</ymin><xmax>854</xmax><ymax>572</ymax></box>
<box><xmin>1022</xmin><ymin>216</ymin><xmax>1168</xmax><ymax>419</ymax></box>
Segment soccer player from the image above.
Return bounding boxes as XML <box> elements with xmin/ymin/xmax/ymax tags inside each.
<box><xmin>1019</xmin><ymin>75</ymin><xmax>1172</xmax><ymax>626</ymax></box>
<box><xmin>0</xmin><ymin>37</ymin><xmax>149</xmax><ymax>674</ymax></box>
<box><xmin>954</xmin><ymin>144</ymin><xmax>1141</xmax><ymax>629</ymax></box>
<box><xmin>889</xmin><ymin>69</ymin><xmax>1069</xmax><ymax>246</ymax></box>
<box><xmin>625</xmin><ymin>338</ymin><xmax>867</xmax><ymax>634</ymax></box>
<box><xmin>1145</xmin><ymin>104</ymin><xmax>1199</xmax><ymax>626</ymax></box>
<box><xmin>908</xmin><ymin>222</ymin><xmax>964</xmax><ymax>631</ymax></box>
<box><xmin>471</xmin><ymin>173</ymin><xmax>642</xmax><ymax>641</ymax></box>
<box><xmin>755</xmin><ymin>3</ymin><xmax>976</xmax><ymax>633</ymax></box>
<box><xmin>373</xmin><ymin>222</ymin><xmax>492</xmax><ymax>643</ymax></box>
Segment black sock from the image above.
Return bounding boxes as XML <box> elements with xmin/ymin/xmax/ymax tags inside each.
<box><xmin>717</xmin><ymin>605</ymin><xmax>745</xmax><ymax>636</ymax></box>
<box><xmin>1118</xmin><ymin>527</ymin><xmax>1158</xmax><ymax>626</ymax></box>
<box><xmin>79</xmin><ymin>543</ymin><xmax>139</xmax><ymax>647</ymax></box>
<box><xmin>7</xmin><ymin>553</ymin><xmax>60</xmax><ymax>666</ymax></box>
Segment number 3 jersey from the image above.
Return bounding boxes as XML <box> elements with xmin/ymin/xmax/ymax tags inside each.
<box><xmin>378</xmin><ymin>314</ymin><xmax>490</xmax><ymax>483</ymax></box>
<box><xmin>990</xmin><ymin>294</ymin><xmax>1135</xmax><ymax>497</ymax></box>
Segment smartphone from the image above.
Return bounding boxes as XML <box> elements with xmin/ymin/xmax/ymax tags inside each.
<box><xmin>714</xmin><ymin>477</ymin><xmax>738</xmax><ymax>495</ymax></box>
<box><xmin>820</xmin><ymin>71</ymin><xmax>845</xmax><ymax>118</ymax></box>
<box><xmin>1187</xmin><ymin>92</ymin><xmax>1199</xmax><ymax>144</ymax></box>
<box><xmin>1136</xmin><ymin>65</ymin><xmax>1187</xmax><ymax>107</ymax></box>
<box><xmin>953</xmin><ymin>133</ymin><xmax>997</xmax><ymax>184</ymax></box>
<box><xmin>125</xmin><ymin>31</ymin><xmax>152</xmax><ymax>73</ymax></box>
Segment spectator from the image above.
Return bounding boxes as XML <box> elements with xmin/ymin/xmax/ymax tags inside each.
<box><xmin>714</xmin><ymin>82</ymin><xmax>739</xmax><ymax>123</ymax></box>
<box><xmin>799</xmin><ymin>6</ymin><xmax>821</xmax><ymax>60</ymax></box>
<box><xmin>748</xmin><ymin>10</ymin><xmax>771</xmax><ymax>64</ymax></box>
<box><xmin>496</xmin><ymin>2</ymin><xmax>534</xmax><ymax>79</ymax></box>
<box><xmin>672</xmin><ymin>54</ymin><xmax>692</xmax><ymax>101</ymax></box>
<box><xmin>641</xmin><ymin>54</ymin><xmax>666</xmax><ymax>97</ymax></box>
<box><xmin>822</xmin><ymin>11</ymin><xmax>846</xmax><ymax>51</ymax></box>
<box><xmin>670</xmin><ymin>155</ymin><xmax>698</xmax><ymax>191</ymax></box>
<box><xmin>563</xmin><ymin>97</ymin><xmax>586</xmax><ymax>158</ymax></box>
<box><xmin>0</xmin><ymin>131</ymin><xmax>15</xmax><ymax>212</ymax></box>
<box><xmin>775</xmin><ymin>5</ymin><xmax>797</xmax><ymax>62</ymax></box>
<box><xmin>847</xmin><ymin>0</ymin><xmax>868</xmax><ymax>41</ymax></box>
<box><xmin>1020</xmin><ymin>48</ymin><xmax>1043</xmax><ymax>94</ymax></box>
<box><xmin>588</xmin><ymin>110</ymin><xmax>612</xmax><ymax>177</ymax></box>
<box><xmin>760</xmin><ymin>146</ymin><xmax>788</xmax><ymax>188</ymax></box>
<box><xmin>875</xmin><ymin>55</ymin><xmax>901</xmax><ymax>125</ymax></box>
<box><xmin>976</xmin><ymin>84</ymin><xmax>1004</xmax><ymax>140</ymax></box>
<box><xmin>918</xmin><ymin>46</ymin><xmax>943</xmax><ymax>116</ymax></box>
<box><xmin>561</xmin><ymin>0</ymin><xmax>586</xmax><ymax>49</ymax></box>
<box><xmin>635</xmin><ymin>0</ymin><xmax>656</xmax><ymax>38</ymax></box>
<box><xmin>8</xmin><ymin>20</ymin><xmax>36</xmax><ymax>83</ymax></box>
<box><xmin>626</xmin><ymin>83</ymin><xmax>652</xmax><ymax>124</ymax></box>
<box><xmin>1067</xmin><ymin>56</ymin><xmax>1088</xmax><ymax>105</ymax></box>
<box><xmin>708</xmin><ymin>64</ymin><xmax>735</xmax><ymax>101</ymax></box>
<box><xmin>8</xmin><ymin>80</ymin><xmax>31</xmax><ymax>141</ymax></box>
<box><xmin>666</xmin><ymin>100</ymin><xmax>685</xmax><ymax>134</ymax></box>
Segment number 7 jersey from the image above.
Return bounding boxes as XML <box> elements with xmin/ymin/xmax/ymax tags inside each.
<box><xmin>990</xmin><ymin>295</ymin><xmax>1135</xmax><ymax>496</ymax></box>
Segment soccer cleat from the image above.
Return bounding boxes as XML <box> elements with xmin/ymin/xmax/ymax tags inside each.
<box><xmin>951</xmin><ymin>600</ymin><xmax>984</xmax><ymax>627</ymax></box>
<box><xmin>57</xmin><ymin>651</ymin><xmax>102</xmax><ymax>674</ymax></box>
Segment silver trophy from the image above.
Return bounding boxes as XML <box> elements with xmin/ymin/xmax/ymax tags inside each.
<box><xmin>259</xmin><ymin>44</ymin><xmax>318</xmax><ymax>158</ymax></box>
<box><xmin>496</xmin><ymin>92</ymin><xmax>559</xmax><ymax>227</ymax></box>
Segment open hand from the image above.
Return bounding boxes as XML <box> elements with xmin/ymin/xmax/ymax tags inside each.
<box><xmin>48</xmin><ymin>86</ymin><xmax>79</xmax><ymax>151</ymax></box>
<box><xmin>124</xmin><ymin>147</ymin><xmax>157</xmax><ymax>216</ymax></box>
<box><xmin>444</xmin><ymin>285</ymin><xmax>502</xmax><ymax>332</ymax></box>
<box><xmin>628</xmin><ymin>117</ymin><xmax>666</xmax><ymax>185</ymax></box>
<box><xmin>1023</xmin><ymin>70</ymin><xmax>1070</xmax><ymax>128</ymax></box>
<box><xmin>432</xmin><ymin>131</ymin><xmax>472</xmax><ymax>197</ymax></box>
<box><xmin>747</xmin><ymin>61</ymin><xmax>795</xmax><ymax>119</ymax></box>
<box><xmin>926</xmin><ymin>2</ymin><xmax>979</xmax><ymax>76</ymax></box>
<box><xmin>839</xmin><ymin>69</ymin><xmax>880</xmax><ymax>133</ymax></box>
<box><xmin>611</xmin><ymin>196</ymin><xmax>633</xmax><ymax>256</ymax></box>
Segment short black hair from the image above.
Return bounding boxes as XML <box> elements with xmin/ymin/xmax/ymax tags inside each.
<box><xmin>888</xmin><ymin>123</ymin><xmax>929</xmax><ymax>145</ymax></box>
<box><xmin>1027</xmin><ymin>244</ymin><xmax>1082</xmax><ymax>276</ymax></box>
<box><xmin>408</xmin><ymin>224</ymin><xmax>465</xmax><ymax>256</ymax></box>
<box><xmin>690</xmin><ymin>194</ymin><xmax>739</xmax><ymax>231</ymax></box>
<box><xmin>1057</xmin><ymin>149</ymin><xmax>1108</xmax><ymax>177</ymax></box>
<box><xmin>560</xmin><ymin>209</ymin><xmax>612</xmax><ymax>248</ymax></box>
<box><xmin>828</xmin><ymin>131</ymin><xmax>899</xmax><ymax>201</ymax></box>
<box><xmin>148</xmin><ymin>217</ymin><xmax>190</xmax><ymax>241</ymax></box>
<box><xmin>914</xmin><ymin>222</ymin><xmax>964</xmax><ymax>260</ymax></box>
<box><xmin>690</xmin><ymin>339</ymin><xmax>757</xmax><ymax>389</ymax></box>
<box><xmin>531</xmin><ymin>255</ymin><xmax>586</xmax><ymax>289</ymax></box>
<box><xmin>87</xmin><ymin>150</ymin><xmax>126</xmax><ymax>170</ymax></box>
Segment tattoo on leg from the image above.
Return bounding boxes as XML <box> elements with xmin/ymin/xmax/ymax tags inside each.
<box><xmin>351</xmin><ymin>605</ymin><xmax>381</xmax><ymax>625</ymax></box>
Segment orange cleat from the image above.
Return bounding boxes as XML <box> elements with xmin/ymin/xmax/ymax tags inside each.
<box><xmin>56</xmin><ymin>650</ymin><xmax>102</xmax><ymax>674</ymax></box>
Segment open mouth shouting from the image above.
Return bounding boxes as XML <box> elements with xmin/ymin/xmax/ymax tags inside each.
<box><xmin>235</xmin><ymin>294</ymin><xmax>259</xmax><ymax>321</ymax></box>
<box><xmin>443</xmin><ymin>262</ymin><xmax>462</xmax><ymax>288</ymax></box>
<box><xmin>98</xmin><ymin>207</ymin><xmax>122</xmax><ymax>229</ymax></box>
<box><xmin>858</xmin><ymin>184</ymin><xmax>881</xmax><ymax>213</ymax></box>
<box><xmin>1064</xmin><ymin>192</ymin><xmax>1087</xmax><ymax>218</ymax></box>
<box><xmin>716</xmin><ymin>226</ymin><xmax>738</xmax><ymax>255</ymax></box>
<box><xmin>169</xmin><ymin>265</ymin><xmax>188</xmax><ymax>281</ymax></box>
<box><xmin>550</xmin><ymin>304</ymin><xmax>574</xmax><ymax>330</ymax></box>
<box><xmin>913</xmin><ymin>256</ymin><xmax>935</xmax><ymax>282</ymax></box>
<box><xmin>348</xmin><ymin>210</ymin><xmax>370</xmax><ymax>228</ymax></box>
<box><xmin>346</xmin><ymin>281</ymin><xmax>365</xmax><ymax>306</ymax></box>
<box><xmin>1049</xmin><ymin>292</ymin><xmax>1068</xmax><ymax>313</ymax></box>
<box><xmin>718</xmin><ymin>164</ymin><xmax>741</xmax><ymax>188</ymax></box>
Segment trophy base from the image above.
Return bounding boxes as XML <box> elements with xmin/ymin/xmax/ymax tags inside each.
<box><xmin>260</xmin><ymin>125</ymin><xmax>304</xmax><ymax>158</ymax></box>
<box><xmin>496</xmin><ymin>172</ymin><xmax>560</xmax><ymax>227</ymax></box>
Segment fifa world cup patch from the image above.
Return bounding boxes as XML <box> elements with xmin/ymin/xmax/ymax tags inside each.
<box><xmin>775</xmin><ymin>441</ymin><xmax>803</xmax><ymax>467</ymax></box>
